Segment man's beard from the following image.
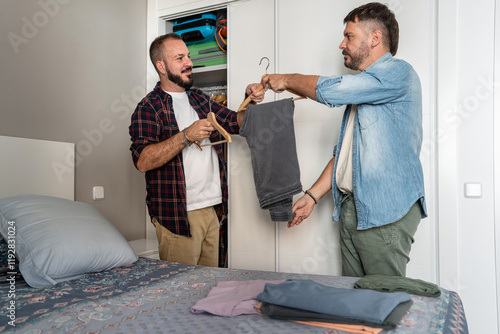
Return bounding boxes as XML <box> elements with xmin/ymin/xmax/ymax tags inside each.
<box><xmin>343</xmin><ymin>41</ymin><xmax>370</xmax><ymax>70</ymax></box>
<box><xmin>166</xmin><ymin>67</ymin><xmax>193</xmax><ymax>89</ymax></box>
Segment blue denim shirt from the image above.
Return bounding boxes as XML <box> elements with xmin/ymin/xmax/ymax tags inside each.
<box><xmin>316</xmin><ymin>53</ymin><xmax>427</xmax><ymax>230</ymax></box>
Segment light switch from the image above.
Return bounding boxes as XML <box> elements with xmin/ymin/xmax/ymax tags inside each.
<box><xmin>464</xmin><ymin>183</ymin><xmax>482</xmax><ymax>198</ymax></box>
<box><xmin>93</xmin><ymin>186</ymin><xmax>104</xmax><ymax>200</ymax></box>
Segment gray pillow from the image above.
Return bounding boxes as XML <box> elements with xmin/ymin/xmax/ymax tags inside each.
<box><xmin>0</xmin><ymin>195</ymin><xmax>138</xmax><ymax>287</ymax></box>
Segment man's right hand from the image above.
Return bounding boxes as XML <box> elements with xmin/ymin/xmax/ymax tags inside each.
<box><xmin>261</xmin><ymin>74</ymin><xmax>289</xmax><ymax>93</ymax></box>
<box><xmin>185</xmin><ymin>119</ymin><xmax>216</xmax><ymax>142</ymax></box>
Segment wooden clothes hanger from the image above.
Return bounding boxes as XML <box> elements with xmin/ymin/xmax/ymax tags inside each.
<box><xmin>200</xmin><ymin>111</ymin><xmax>232</xmax><ymax>147</ymax></box>
<box><xmin>238</xmin><ymin>57</ymin><xmax>306</xmax><ymax>111</ymax></box>
<box><xmin>238</xmin><ymin>80</ymin><xmax>306</xmax><ymax>111</ymax></box>
<box><xmin>201</xmin><ymin>89</ymin><xmax>305</xmax><ymax>147</ymax></box>
<box><xmin>202</xmin><ymin>57</ymin><xmax>306</xmax><ymax>147</ymax></box>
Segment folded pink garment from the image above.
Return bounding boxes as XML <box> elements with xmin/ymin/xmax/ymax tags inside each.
<box><xmin>191</xmin><ymin>280</ymin><xmax>284</xmax><ymax>317</ymax></box>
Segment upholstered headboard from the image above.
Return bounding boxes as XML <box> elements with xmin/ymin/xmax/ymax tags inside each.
<box><xmin>0</xmin><ymin>136</ymin><xmax>75</xmax><ymax>200</ymax></box>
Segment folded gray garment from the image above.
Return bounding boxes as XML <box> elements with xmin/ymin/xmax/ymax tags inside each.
<box><xmin>256</xmin><ymin>279</ymin><xmax>412</xmax><ymax>324</ymax></box>
<box><xmin>258</xmin><ymin>299</ymin><xmax>413</xmax><ymax>330</ymax></box>
<box><xmin>354</xmin><ymin>275</ymin><xmax>441</xmax><ymax>297</ymax></box>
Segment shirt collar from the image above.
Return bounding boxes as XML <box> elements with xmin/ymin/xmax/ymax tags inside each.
<box><xmin>365</xmin><ymin>52</ymin><xmax>393</xmax><ymax>72</ymax></box>
<box><xmin>154</xmin><ymin>81</ymin><xmax>192</xmax><ymax>97</ymax></box>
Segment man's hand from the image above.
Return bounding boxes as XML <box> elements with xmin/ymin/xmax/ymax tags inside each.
<box><xmin>261</xmin><ymin>74</ymin><xmax>290</xmax><ymax>93</ymax></box>
<box><xmin>185</xmin><ymin>119</ymin><xmax>215</xmax><ymax>142</ymax></box>
<box><xmin>288</xmin><ymin>194</ymin><xmax>316</xmax><ymax>228</ymax></box>
<box><xmin>246</xmin><ymin>83</ymin><xmax>265</xmax><ymax>103</ymax></box>
<box><xmin>261</xmin><ymin>73</ymin><xmax>319</xmax><ymax>100</ymax></box>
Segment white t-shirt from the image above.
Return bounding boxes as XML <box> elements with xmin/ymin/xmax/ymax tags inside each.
<box><xmin>168</xmin><ymin>91</ymin><xmax>222</xmax><ymax>211</ymax></box>
<box><xmin>336</xmin><ymin>105</ymin><xmax>356</xmax><ymax>194</ymax></box>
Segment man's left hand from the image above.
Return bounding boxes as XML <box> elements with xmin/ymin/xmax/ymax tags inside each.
<box><xmin>246</xmin><ymin>83</ymin><xmax>265</xmax><ymax>103</ymax></box>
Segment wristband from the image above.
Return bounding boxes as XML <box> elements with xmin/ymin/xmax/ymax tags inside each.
<box><xmin>182</xmin><ymin>128</ymin><xmax>192</xmax><ymax>147</ymax></box>
<box><xmin>304</xmin><ymin>190</ymin><xmax>317</xmax><ymax>204</ymax></box>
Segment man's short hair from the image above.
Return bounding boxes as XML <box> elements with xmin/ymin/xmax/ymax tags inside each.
<box><xmin>344</xmin><ymin>2</ymin><xmax>399</xmax><ymax>56</ymax></box>
<box><xmin>149</xmin><ymin>33</ymin><xmax>183</xmax><ymax>74</ymax></box>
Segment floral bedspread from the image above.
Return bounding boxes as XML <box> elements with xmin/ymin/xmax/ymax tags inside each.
<box><xmin>0</xmin><ymin>258</ymin><xmax>468</xmax><ymax>333</ymax></box>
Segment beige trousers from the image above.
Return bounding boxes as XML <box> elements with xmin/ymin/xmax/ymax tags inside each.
<box><xmin>153</xmin><ymin>206</ymin><xmax>219</xmax><ymax>267</ymax></box>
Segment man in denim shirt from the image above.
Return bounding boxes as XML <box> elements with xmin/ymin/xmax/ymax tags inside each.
<box><xmin>261</xmin><ymin>2</ymin><xmax>427</xmax><ymax>277</ymax></box>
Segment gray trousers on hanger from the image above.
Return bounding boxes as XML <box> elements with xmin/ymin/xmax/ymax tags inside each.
<box><xmin>239</xmin><ymin>98</ymin><xmax>302</xmax><ymax>222</ymax></box>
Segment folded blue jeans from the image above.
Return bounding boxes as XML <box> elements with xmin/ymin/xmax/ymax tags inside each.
<box><xmin>239</xmin><ymin>99</ymin><xmax>302</xmax><ymax>221</ymax></box>
<box><xmin>256</xmin><ymin>279</ymin><xmax>412</xmax><ymax>324</ymax></box>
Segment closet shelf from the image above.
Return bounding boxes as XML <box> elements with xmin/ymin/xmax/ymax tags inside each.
<box><xmin>192</xmin><ymin>64</ymin><xmax>227</xmax><ymax>87</ymax></box>
<box><xmin>193</xmin><ymin>64</ymin><xmax>227</xmax><ymax>73</ymax></box>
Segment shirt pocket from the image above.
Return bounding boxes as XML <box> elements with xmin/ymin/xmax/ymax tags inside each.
<box><xmin>357</xmin><ymin>106</ymin><xmax>379</xmax><ymax>130</ymax></box>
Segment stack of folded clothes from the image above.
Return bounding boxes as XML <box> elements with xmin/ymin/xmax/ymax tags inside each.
<box><xmin>255</xmin><ymin>279</ymin><xmax>413</xmax><ymax>333</ymax></box>
<box><xmin>191</xmin><ymin>277</ymin><xmax>435</xmax><ymax>333</ymax></box>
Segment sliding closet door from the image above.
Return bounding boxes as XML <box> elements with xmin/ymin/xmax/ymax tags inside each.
<box><xmin>228</xmin><ymin>0</ymin><xmax>436</xmax><ymax>281</ymax></box>
<box><xmin>274</xmin><ymin>0</ymin><xmax>343</xmax><ymax>275</ymax></box>
<box><xmin>227</xmin><ymin>0</ymin><xmax>276</xmax><ymax>270</ymax></box>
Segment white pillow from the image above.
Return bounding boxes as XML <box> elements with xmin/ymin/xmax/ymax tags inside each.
<box><xmin>0</xmin><ymin>195</ymin><xmax>138</xmax><ymax>287</ymax></box>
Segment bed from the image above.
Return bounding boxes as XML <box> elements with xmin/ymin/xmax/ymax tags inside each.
<box><xmin>0</xmin><ymin>257</ymin><xmax>468</xmax><ymax>333</ymax></box>
<box><xmin>0</xmin><ymin>136</ymin><xmax>468</xmax><ymax>333</ymax></box>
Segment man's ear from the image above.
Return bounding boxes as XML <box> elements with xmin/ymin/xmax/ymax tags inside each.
<box><xmin>371</xmin><ymin>30</ymin><xmax>383</xmax><ymax>48</ymax></box>
<box><xmin>156</xmin><ymin>60</ymin><xmax>166</xmax><ymax>75</ymax></box>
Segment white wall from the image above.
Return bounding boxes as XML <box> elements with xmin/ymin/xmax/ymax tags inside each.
<box><xmin>451</xmin><ymin>0</ymin><xmax>498</xmax><ymax>332</ymax></box>
<box><xmin>436</xmin><ymin>0</ymin><xmax>499</xmax><ymax>332</ymax></box>
<box><xmin>496</xmin><ymin>0</ymin><xmax>500</xmax><ymax>331</ymax></box>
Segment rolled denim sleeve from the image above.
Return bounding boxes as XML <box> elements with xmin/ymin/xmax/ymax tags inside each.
<box><xmin>316</xmin><ymin>75</ymin><xmax>345</xmax><ymax>108</ymax></box>
<box><xmin>316</xmin><ymin>74</ymin><xmax>387</xmax><ymax>107</ymax></box>
<box><xmin>316</xmin><ymin>55</ymin><xmax>414</xmax><ymax>108</ymax></box>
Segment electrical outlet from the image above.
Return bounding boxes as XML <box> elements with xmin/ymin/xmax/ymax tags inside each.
<box><xmin>93</xmin><ymin>186</ymin><xmax>104</xmax><ymax>200</ymax></box>
<box><xmin>464</xmin><ymin>183</ymin><xmax>482</xmax><ymax>198</ymax></box>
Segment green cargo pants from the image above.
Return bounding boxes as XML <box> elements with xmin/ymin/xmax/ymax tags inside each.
<box><xmin>339</xmin><ymin>194</ymin><xmax>421</xmax><ymax>277</ymax></box>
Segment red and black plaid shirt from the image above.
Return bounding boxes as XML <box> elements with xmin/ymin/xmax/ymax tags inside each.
<box><xmin>129</xmin><ymin>82</ymin><xmax>240</xmax><ymax>237</ymax></box>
